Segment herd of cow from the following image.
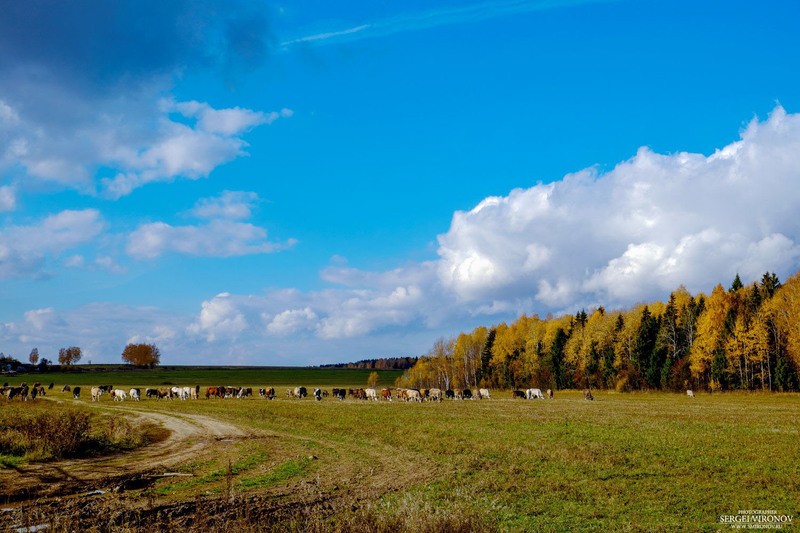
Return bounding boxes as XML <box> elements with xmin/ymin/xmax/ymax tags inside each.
<box><xmin>0</xmin><ymin>381</ymin><xmax>52</xmax><ymax>401</ymax></box>
<box><xmin>3</xmin><ymin>382</ymin><xmax>605</xmax><ymax>403</ymax></box>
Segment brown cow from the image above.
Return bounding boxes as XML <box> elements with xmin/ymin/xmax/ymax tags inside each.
<box><xmin>381</xmin><ymin>388</ymin><xmax>392</xmax><ymax>401</ymax></box>
<box><xmin>583</xmin><ymin>389</ymin><xmax>594</xmax><ymax>401</ymax></box>
<box><xmin>206</xmin><ymin>386</ymin><xmax>224</xmax><ymax>399</ymax></box>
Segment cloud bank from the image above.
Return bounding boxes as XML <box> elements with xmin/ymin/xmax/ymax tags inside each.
<box><xmin>437</xmin><ymin>106</ymin><xmax>800</xmax><ymax>312</ymax></box>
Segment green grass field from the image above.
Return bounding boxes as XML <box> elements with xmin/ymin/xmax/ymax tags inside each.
<box><xmin>7</xmin><ymin>383</ymin><xmax>796</xmax><ymax>531</ymax></box>
<box><xmin>8</xmin><ymin>366</ymin><xmax>404</xmax><ymax>388</ymax></box>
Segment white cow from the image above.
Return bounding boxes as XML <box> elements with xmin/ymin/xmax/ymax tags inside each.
<box><xmin>112</xmin><ymin>389</ymin><xmax>127</xmax><ymax>401</ymax></box>
<box><xmin>182</xmin><ymin>386</ymin><xmax>192</xmax><ymax>400</ymax></box>
<box><xmin>526</xmin><ymin>388</ymin><xmax>545</xmax><ymax>399</ymax></box>
<box><xmin>687</xmin><ymin>390</ymin><xmax>695</xmax><ymax>398</ymax></box>
<box><xmin>428</xmin><ymin>388</ymin><xmax>443</xmax><ymax>402</ymax></box>
<box><xmin>91</xmin><ymin>387</ymin><xmax>103</xmax><ymax>402</ymax></box>
<box><xmin>129</xmin><ymin>388</ymin><xmax>140</xmax><ymax>401</ymax></box>
<box><xmin>365</xmin><ymin>388</ymin><xmax>378</xmax><ymax>401</ymax></box>
<box><xmin>405</xmin><ymin>389</ymin><xmax>422</xmax><ymax>402</ymax></box>
<box><xmin>478</xmin><ymin>388</ymin><xmax>491</xmax><ymax>399</ymax></box>
<box><xmin>171</xmin><ymin>386</ymin><xmax>189</xmax><ymax>400</ymax></box>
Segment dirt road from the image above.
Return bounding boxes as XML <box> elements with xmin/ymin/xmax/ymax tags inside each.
<box><xmin>0</xmin><ymin>406</ymin><xmax>249</xmax><ymax>503</ymax></box>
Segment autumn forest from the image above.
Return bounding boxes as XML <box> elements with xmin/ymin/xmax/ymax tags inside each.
<box><xmin>398</xmin><ymin>271</ymin><xmax>800</xmax><ymax>392</ymax></box>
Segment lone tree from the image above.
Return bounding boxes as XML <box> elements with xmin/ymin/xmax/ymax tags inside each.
<box><xmin>367</xmin><ymin>371</ymin><xmax>380</xmax><ymax>388</ymax></box>
<box><xmin>121</xmin><ymin>343</ymin><xmax>161</xmax><ymax>368</ymax></box>
<box><xmin>28</xmin><ymin>347</ymin><xmax>39</xmax><ymax>365</ymax></box>
<box><xmin>58</xmin><ymin>346</ymin><xmax>82</xmax><ymax>366</ymax></box>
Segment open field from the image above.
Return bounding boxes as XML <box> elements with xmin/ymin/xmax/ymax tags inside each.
<box><xmin>6</xmin><ymin>366</ymin><xmax>405</xmax><ymax>388</ymax></box>
<box><xmin>2</xmin><ymin>383</ymin><xmax>799</xmax><ymax>531</ymax></box>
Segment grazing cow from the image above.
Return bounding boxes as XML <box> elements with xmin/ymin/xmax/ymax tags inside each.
<box><xmin>182</xmin><ymin>386</ymin><xmax>193</xmax><ymax>399</ymax></box>
<box><xmin>526</xmin><ymin>388</ymin><xmax>545</xmax><ymax>400</ymax></box>
<box><xmin>99</xmin><ymin>385</ymin><xmax>113</xmax><ymax>393</ymax></box>
<box><xmin>48</xmin><ymin>382</ymin><xmax>54</xmax><ymax>390</ymax></box>
<box><xmin>191</xmin><ymin>385</ymin><xmax>200</xmax><ymax>399</ymax></box>
<box><xmin>381</xmin><ymin>388</ymin><xmax>392</xmax><ymax>401</ymax></box>
<box><xmin>129</xmin><ymin>388</ymin><xmax>141</xmax><ymax>401</ymax></box>
<box><xmin>332</xmin><ymin>388</ymin><xmax>346</xmax><ymax>400</ymax></box>
<box><xmin>91</xmin><ymin>387</ymin><xmax>103</xmax><ymax>402</ymax></box>
<box><xmin>478</xmin><ymin>388</ymin><xmax>491</xmax><ymax>400</ymax></box>
<box><xmin>429</xmin><ymin>388</ymin><xmax>443</xmax><ymax>402</ymax></box>
<box><xmin>349</xmin><ymin>388</ymin><xmax>366</xmax><ymax>400</ymax></box>
<box><xmin>512</xmin><ymin>390</ymin><xmax>526</xmax><ymax>399</ymax></box>
<box><xmin>395</xmin><ymin>388</ymin><xmax>408</xmax><ymax>401</ymax></box>
<box><xmin>206</xmin><ymin>386</ymin><xmax>223</xmax><ymax>399</ymax></box>
<box><xmin>314</xmin><ymin>388</ymin><xmax>322</xmax><ymax>401</ymax></box>
<box><xmin>158</xmin><ymin>388</ymin><xmax>172</xmax><ymax>400</ymax></box>
<box><xmin>687</xmin><ymin>390</ymin><xmax>695</xmax><ymax>398</ymax></box>
<box><xmin>61</xmin><ymin>385</ymin><xmax>71</xmax><ymax>392</ymax></box>
<box><xmin>30</xmin><ymin>386</ymin><xmax>39</xmax><ymax>400</ymax></box>
<box><xmin>7</xmin><ymin>386</ymin><xmax>27</xmax><ymax>401</ymax></box>
<box><xmin>445</xmin><ymin>389</ymin><xmax>455</xmax><ymax>400</ymax></box>
<box><xmin>462</xmin><ymin>389</ymin><xmax>473</xmax><ymax>400</ymax></box>
<box><xmin>405</xmin><ymin>389</ymin><xmax>422</xmax><ymax>402</ymax></box>
<box><xmin>365</xmin><ymin>388</ymin><xmax>378</xmax><ymax>401</ymax></box>
<box><xmin>112</xmin><ymin>389</ymin><xmax>127</xmax><ymax>401</ymax></box>
<box><xmin>146</xmin><ymin>388</ymin><xmax>158</xmax><ymax>399</ymax></box>
<box><xmin>547</xmin><ymin>389</ymin><xmax>553</xmax><ymax>399</ymax></box>
<box><xmin>238</xmin><ymin>387</ymin><xmax>253</xmax><ymax>399</ymax></box>
<box><xmin>294</xmin><ymin>386</ymin><xmax>307</xmax><ymax>399</ymax></box>
<box><xmin>583</xmin><ymin>389</ymin><xmax>594</xmax><ymax>401</ymax></box>
<box><xmin>259</xmin><ymin>387</ymin><xmax>276</xmax><ymax>399</ymax></box>
<box><xmin>73</xmin><ymin>386</ymin><xmax>81</xmax><ymax>399</ymax></box>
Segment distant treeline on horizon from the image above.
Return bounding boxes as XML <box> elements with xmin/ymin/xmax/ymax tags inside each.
<box><xmin>319</xmin><ymin>357</ymin><xmax>419</xmax><ymax>370</ymax></box>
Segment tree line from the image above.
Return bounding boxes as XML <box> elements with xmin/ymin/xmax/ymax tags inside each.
<box><xmin>320</xmin><ymin>357</ymin><xmax>419</xmax><ymax>370</ymax></box>
<box><xmin>1</xmin><ymin>343</ymin><xmax>161</xmax><ymax>370</ymax></box>
<box><xmin>398</xmin><ymin>271</ymin><xmax>800</xmax><ymax>392</ymax></box>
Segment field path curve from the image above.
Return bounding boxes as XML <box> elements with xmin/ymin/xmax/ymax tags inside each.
<box><xmin>0</xmin><ymin>404</ymin><xmax>252</xmax><ymax>503</ymax></box>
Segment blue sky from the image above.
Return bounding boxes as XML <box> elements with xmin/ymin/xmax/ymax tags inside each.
<box><xmin>1</xmin><ymin>0</ymin><xmax>799</xmax><ymax>365</ymax></box>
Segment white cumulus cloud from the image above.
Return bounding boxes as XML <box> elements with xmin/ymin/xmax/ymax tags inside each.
<box><xmin>189</xmin><ymin>190</ymin><xmax>261</xmax><ymax>220</ymax></box>
<box><xmin>437</xmin><ymin>106</ymin><xmax>800</xmax><ymax>312</ymax></box>
<box><xmin>126</xmin><ymin>220</ymin><xmax>296</xmax><ymax>259</ymax></box>
<box><xmin>187</xmin><ymin>292</ymin><xmax>248</xmax><ymax>342</ymax></box>
<box><xmin>0</xmin><ymin>209</ymin><xmax>105</xmax><ymax>279</ymax></box>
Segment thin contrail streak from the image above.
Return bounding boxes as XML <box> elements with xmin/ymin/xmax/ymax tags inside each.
<box><xmin>279</xmin><ymin>0</ymin><xmax>616</xmax><ymax>49</ymax></box>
